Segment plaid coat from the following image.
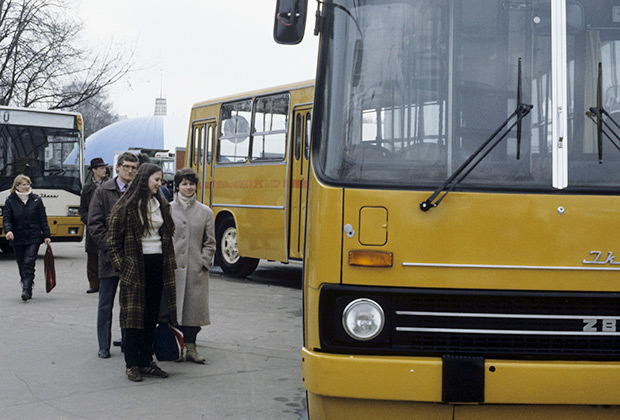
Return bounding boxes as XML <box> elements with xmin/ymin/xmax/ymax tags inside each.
<box><xmin>107</xmin><ymin>201</ymin><xmax>177</xmax><ymax>329</ymax></box>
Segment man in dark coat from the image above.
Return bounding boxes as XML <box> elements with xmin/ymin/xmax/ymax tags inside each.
<box><xmin>79</xmin><ymin>157</ymin><xmax>109</xmax><ymax>293</ymax></box>
<box><xmin>87</xmin><ymin>152</ymin><xmax>138</xmax><ymax>359</ymax></box>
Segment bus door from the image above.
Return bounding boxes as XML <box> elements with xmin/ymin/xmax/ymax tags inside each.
<box><xmin>289</xmin><ymin>106</ymin><xmax>311</xmax><ymax>259</ymax></box>
<box><xmin>201</xmin><ymin>121</ymin><xmax>216</xmax><ymax>206</ymax></box>
<box><xmin>191</xmin><ymin>119</ymin><xmax>216</xmax><ymax>205</ymax></box>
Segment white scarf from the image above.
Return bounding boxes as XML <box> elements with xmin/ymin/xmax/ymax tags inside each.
<box><xmin>177</xmin><ymin>192</ymin><xmax>196</xmax><ymax>209</ymax></box>
<box><xmin>16</xmin><ymin>190</ymin><xmax>31</xmax><ymax>204</ymax></box>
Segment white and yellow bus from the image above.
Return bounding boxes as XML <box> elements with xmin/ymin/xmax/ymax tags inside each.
<box><xmin>186</xmin><ymin>81</ymin><xmax>313</xmax><ymax>276</ymax></box>
<box><xmin>275</xmin><ymin>0</ymin><xmax>620</xmax><ymax>419</ymax></box>
<box><xmin>0</xmin><ymin>107</ymin><xmax>84</xmax><ymax>252</ymax></box>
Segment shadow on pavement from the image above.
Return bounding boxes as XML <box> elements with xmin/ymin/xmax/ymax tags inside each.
<box><xmin>211</xmin><ymin>262</ymin><xmax>302</xmax><ymax>290</ymax></box>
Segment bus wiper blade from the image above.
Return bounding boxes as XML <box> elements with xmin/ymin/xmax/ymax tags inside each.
<box><xmin>420</xmin><ymin>58</ymin><xmax>533</xmax><ymax>212</ymax></box>
<box><xmin>586</xmin><ymin>62</ymin><xmax>620</xmax><ymax>162</ymax></box>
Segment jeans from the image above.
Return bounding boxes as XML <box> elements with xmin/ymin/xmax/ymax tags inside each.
<box><xmin>124</xmin><ymin>253</ymin><xmax>163</xmax><ymax>368</ymax></box>
<box><xmin>97</xmin><ymin>276</ymin><xmax>119</xmax><ymax>351</ymax></box>
<box><xmin>13</xmin><ymin>243</ymin><xmax>40</xmax><ymax>292</ymax></box>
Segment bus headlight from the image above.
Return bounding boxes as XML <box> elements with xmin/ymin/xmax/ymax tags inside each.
<box><xmin>342</xmin><ymin>298</ymin><xmax>385</xmax><ymax>341</ymax></box>
<box><xmin>67</xmin><ymin>207</ymin><xmax>80</xmax><ymax>217</ymax></box>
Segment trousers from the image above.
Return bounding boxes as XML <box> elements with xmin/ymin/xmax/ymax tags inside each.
<box><xmin>86</xmin><ymin>251</ymin><xmax>100</xmax><ymax>290</ymax></box>
<box><xmin>97</xmin><ymin>276</ymin><xmax>119</xmax><ymax>351</ymax></box>
<box><xmin>13</xmin><ymin>243</ymin><xmax>40</xmax><ymax>291</ymax></box>
<box><xmin>123</xmin><ymin>253</ymin><xmax>163</xmax><ymax>368</ymax></box>
<box><xmin>178</xmin><ymin>326</ymin><xmax>201</xmax><ymax>344</ymax></box>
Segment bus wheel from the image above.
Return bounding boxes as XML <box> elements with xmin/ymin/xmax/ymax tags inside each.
<box><xmin>215</xmin><ymin>217</ymin><xmax>259</xmax><ymax>277</ymax></box>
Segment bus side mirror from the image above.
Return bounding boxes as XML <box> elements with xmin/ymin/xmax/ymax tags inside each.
<box><xmin>274</xmin><ymin>0</ymin><xmax>308</xmax><ymax>44</ymax></box>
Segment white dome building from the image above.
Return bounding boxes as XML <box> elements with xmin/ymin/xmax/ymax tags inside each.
<box><xmin>84</xmin><ymin>114</ymin><xmax>187</xmax><ymax>166</ymax></box>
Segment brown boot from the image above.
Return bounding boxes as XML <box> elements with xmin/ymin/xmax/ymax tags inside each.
<box><xmin>185</xmin><ymin>343</ymin><xmax>206</xmax><ymax>364</ymax></box>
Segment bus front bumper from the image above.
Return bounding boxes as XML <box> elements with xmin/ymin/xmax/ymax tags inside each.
<box><xmin>301</xmin><ymin>347</ymin><xmax>620</xmax><ymax>407</ymax></box>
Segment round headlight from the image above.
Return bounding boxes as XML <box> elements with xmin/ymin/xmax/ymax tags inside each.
<box><xmin>342</xmin><ymin>298</ymin><xmax>385</xmax><ymax>341</ymax></box>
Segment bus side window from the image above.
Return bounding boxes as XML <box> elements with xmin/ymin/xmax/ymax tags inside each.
<box><xmin>219</xmin><ymin>100</ymin><xmax>251</xmax><ymax>163</ymax></box>
<box><xmin>251</xmin><ymin>93</ymin><xmax>289</xmax><ymax>161</ymax></box>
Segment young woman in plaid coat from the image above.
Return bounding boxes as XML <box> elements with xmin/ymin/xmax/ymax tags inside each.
<box><xmin>107</xmin><ymin>163</ymin><xmax>177</xmax><ymax>382</ymax></box>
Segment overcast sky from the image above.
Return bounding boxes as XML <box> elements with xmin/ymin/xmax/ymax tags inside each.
<box><xmin>74</xmin><ymin>0</ymin><xmax>318</xmax><ymax>143</ymax></box>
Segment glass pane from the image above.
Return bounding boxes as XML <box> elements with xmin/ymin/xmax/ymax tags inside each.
<box><xmin>305</xmin><ymin>111</ymin><xmax>312</xmax><ymax>160</ymax></box>
<box><xmin>252</xmin><ymin>133</ymin><xmax>287</xmax><ymax>160</ymax></box>
<box><xmin>0</xmin><ymin>125</ymin><xmax>81</xmax><ymax>194</ymax></box>
<box><xmin>206</xmin><ymin>125</ymin><xmax>214</xmax><ymax>165</ymax></box>
<box><xmin>252</xmin><ymin>94</ymin><xmax>289</xmax><ymax>161</ymax></box>
<box><xmin>567</xmin><ymin>1</ymin><xmax>620</xmax><ymax>188</ymax></box>
<box><xmin>295</xmin><ymin>113</ymin><xmax>302</xmax><ymax>160</ymax></box>
<box><xmin>316</xmin><ymin>0</ymin><xmax>553</xmax><ymax>191</ymax></box>
<box><xmin>219</xmin><ymin>100</ymin><xmax>252</xmax><ymax>163</ymax></box>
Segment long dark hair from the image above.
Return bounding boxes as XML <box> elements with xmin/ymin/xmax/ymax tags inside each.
<box><xmin>111</xmin><ymin>163</ymin><xmax>174</xmax><ymax>236</ymax></box>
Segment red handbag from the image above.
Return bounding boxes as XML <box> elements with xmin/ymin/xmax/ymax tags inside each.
<box><xmin>44</xmin><ymin>244</ymin><xmax>56</xmax><ymax>293</ymax></box>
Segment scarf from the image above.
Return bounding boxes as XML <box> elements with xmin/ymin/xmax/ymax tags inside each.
<box><xmin>177</xmin><ymin>192</ymin><xmax>196</xmax><ymax>209</ymax></box>
<box><xmin>16</xmin><ymin>190</ymin><xmax>31</xmax><ymax>204</ymax></box>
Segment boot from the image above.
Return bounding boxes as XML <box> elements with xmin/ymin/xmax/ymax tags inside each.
<box><xmin>185</xmin><ymin>343</ymin><xmax>206</xmax><ymax>364</ymax></box>
<box><xmin>21</xmin><ymin>288</ymin><xmax>31</xmax><ymax>301</ymax></box>
<box><xmin>21</xmin><ymin>279</ymin><xmax>32</xmax><ymax>301</ymax></box>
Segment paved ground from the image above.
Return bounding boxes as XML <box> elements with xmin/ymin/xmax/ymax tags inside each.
<box><xmin>0</xmin><ymin>242</ymin><xmax>306</xmax><ymax>420</ymax></box>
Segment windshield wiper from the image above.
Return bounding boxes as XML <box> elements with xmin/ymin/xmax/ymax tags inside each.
<box><xmin>586</xmin><ymin>62</ymin><xmax>620</xmax><ymax>163</ymax></box>
<box><xmin>420</xmin><ymin>58</ymin><xmax>533</xmax><ymax>212</ymax></box>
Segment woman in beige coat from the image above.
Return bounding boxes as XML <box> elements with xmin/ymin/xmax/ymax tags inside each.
<box><xmin>171</xmin><ymin>168</ymin><xmax>216</xmax><ymax>363</ymax></box>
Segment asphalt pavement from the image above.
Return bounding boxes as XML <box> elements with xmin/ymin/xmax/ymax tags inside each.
<box><xmin>0</xmin><ymin>242</ymin><xmax>306</xmax><ymax>420</ymax></box>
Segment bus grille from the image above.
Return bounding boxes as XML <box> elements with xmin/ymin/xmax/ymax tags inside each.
<box><xmin>319</xmin><ymin>286</ymin><xmax>620</xmax><ymax>360</ymax></box>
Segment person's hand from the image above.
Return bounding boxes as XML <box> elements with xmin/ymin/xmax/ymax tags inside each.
<box><xmin>44</xmin><ymin>237</ymin><xmax>51</xmax><ymax>245</ymax></box>
<box><xmin>5</xmin><ymin>231</ymin><xmax>14</xmax><ymax>241</ymax></box>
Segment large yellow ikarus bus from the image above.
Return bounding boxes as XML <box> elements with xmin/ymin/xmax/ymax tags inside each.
<box><xmin>186</xmin><ymin>81</ymin><xmax>313</xmax><ymax>276</ymax></box>
<box><xmin>0</xmin><ymin>107</ymin><xmax>84</xmax><ymax>252</ymax></box>
<box><xmin>275</xmin><ymin>0</ymin><xmax>620</xmax><ymax>419</ymax></box>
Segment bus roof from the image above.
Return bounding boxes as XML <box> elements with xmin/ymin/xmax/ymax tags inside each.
<box><xmin>191</xmin><ymin>80</ymin><xmax>314</xmax><ymax>110</ymax></box>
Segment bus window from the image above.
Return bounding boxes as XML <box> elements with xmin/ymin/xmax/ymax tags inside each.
<box><xmin>218</xmin><ymin>100</ymin><xmax>252</xmax><ymax>163</ymax></box>
<box><xmin>192</xmin><ymin>125</ymin><xmax>203</xmax><ymax>167</ymax></box>
<box><xmin>251</xmin><ymin>93</ymin><xmax>289</xmax><ymax>161</ymax></box>
<box><xmin>205</xmin><ymin>124</ymin><xmax>214</xmax><ymax>165</ymax></box>
<box><xmin>305</xmin><ymin>111</ymin><xmax>311</xmax><ymax>160</ymax></box>
<box><xmin>295</xmin><ymin>112</ymin><xmax>302</xmax><ymax>161</ymax></box>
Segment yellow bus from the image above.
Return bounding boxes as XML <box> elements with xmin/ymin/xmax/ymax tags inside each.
<box><xmin>0</xmin><ymin>107</ymin><xmax>84</xmax><ymax>253</ymax></box>
<box><xmin>186</xmin><ymin>81</ymin><xmax>313</xmax><ymax>277</ymax></box>
<box><xmin>275</xmin><ymin>0</ymin><xmax>620</xmax><ymax>419</ymax></box>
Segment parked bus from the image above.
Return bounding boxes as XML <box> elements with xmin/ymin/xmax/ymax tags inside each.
<box><xmin>186</xmin><ymin>81</ymin><xmax>313</xmax><ymax>276</ymax></box>
<box><xmin>0</xmin><ymin>107</ymin><xmax>84</xmax><ymax>252</ymax></box>
<box><xmin>275</xmin><ymin>1</ymin><xmax>620</xmax><ymax>419</ymax></box>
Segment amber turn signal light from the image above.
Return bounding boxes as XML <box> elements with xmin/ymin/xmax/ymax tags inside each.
<box><xmin>348</xmin><ymin>250</ymin><xmax>393</xmax><ymax>267</ymax></box>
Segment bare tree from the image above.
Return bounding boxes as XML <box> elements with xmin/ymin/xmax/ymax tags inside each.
<box><xmin>0</xmin><ymin>0</ymin><xmax>131</xmax><ymax>109</ymax></box>
<box><xmin>67</xmin><ymin>87</ymin><xmax>119</xmax><ymax>138</ymax></box>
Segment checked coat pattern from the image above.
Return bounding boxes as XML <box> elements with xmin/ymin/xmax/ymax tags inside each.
<box><xmin>107</xmin><ymin>201</ymin><xmax>177</xmax><ymax>329</ymax></box>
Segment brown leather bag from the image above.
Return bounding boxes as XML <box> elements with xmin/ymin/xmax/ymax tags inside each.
<box><xmin>44</xmin><ymin>244</ymin><xmax>56</xmax><ymax>293</ymax></box>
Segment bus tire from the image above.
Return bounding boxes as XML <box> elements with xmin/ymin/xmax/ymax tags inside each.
<box><xmin>215</xmin><ymin>217</ymin><xmax>259</xmax><ymax>278</ymax></box>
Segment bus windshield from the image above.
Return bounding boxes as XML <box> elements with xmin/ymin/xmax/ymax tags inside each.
<box><xmin>315</xmin><ymin>0</ymin><xmax>620</xmax><ymax>192</ymax></box>
<box><xmin>0</xmin><ymin>125</ymin><xmax>82</xmax><ymax>194</ymax></box>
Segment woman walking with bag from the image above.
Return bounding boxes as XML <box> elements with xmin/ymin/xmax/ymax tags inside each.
<box><xmin>3</xmin><ymin>175</ymin><xmax>51</xmax><ymax>301</ymax></box>
<box><xmin>107</xmin><ymin>163</ymin><xmax>177</xmax><ymax>382</ymax></box>
<box><xmin>170</xmin><ymin>168</ymin><xmax>216</xmax><ymax>363</ymax></box>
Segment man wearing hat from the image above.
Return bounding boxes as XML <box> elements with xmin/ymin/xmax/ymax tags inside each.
<box><xmin>79</xmin><ymin>157</ymin><xmax>109</xmax><ymax>293</ymax></box>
